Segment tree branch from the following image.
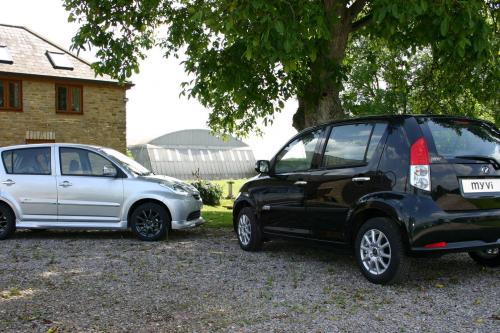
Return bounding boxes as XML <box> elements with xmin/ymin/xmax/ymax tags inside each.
<box><xmin>351</xmin><ymin>13</ymin><xmax>372</xmax><ymax>32</ymax></box>
<box><xmin>349</xmin><ymin>0</ymin><xmax>369</xmax><ymax>17</ymax></box>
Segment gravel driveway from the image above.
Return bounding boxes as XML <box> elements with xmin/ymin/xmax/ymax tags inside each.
<box><xmin>0</xmin><ymin>228</ymin><xmax>498</xmax><ymax>332</ymax></box>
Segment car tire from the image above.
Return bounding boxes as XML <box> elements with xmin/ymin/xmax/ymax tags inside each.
<box><xmin>130</xmin><ymin>202</ymin><xmax>169</xmax><ymax>241</ymax></box>
<box><xmin>0</xmin><ymin>204</ymin><xmax>15</xmax><ymax>240</ymax></box>
<box><xmin>236</xmin><ymin>207</ymin><xmax>263</xmax><ymax>251</ymax></box>
<box><xmin>468</xmin><ymin>249</ymin><xmax>500</xmax><ymax>267</ymax></box>
<box><xmin>354</xmin><ymin>217</ymin><xmax>410</xmax><ymax>285</ymax></box>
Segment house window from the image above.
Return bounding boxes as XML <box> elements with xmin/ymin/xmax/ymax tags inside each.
<box><xmin>46</xmin><ymin>51</ymin><xmax>73</xmax><ymax>70</ymax></box>
<box><xmin>0</xmin><ymin>46</ymin><xmax>13</xmax><ymax>64</ymax></box>
<box><xmin>56</xmin><ymin>84</ymin><xmax>82</xmax><ymax>114</ymax></box>
<box><xmin>0</xmin><ymin>79</ymin><xmax>22</xmax><ymax>111</ymax></box>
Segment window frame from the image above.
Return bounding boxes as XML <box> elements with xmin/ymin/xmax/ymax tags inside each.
<box><xmin>0</xmin><ymin>78</ymin><xmax>23</xmax><ymax>112</ymax></box>
<box><xmin>1</xmin><ymin>147</ymin><xmax>52</xmax><ymax>175</ymax></box>
<box><xmin>55</xmin><ymin>84</ymin><xmax>83</xmax><ymax>114</ymax></box>
<box><xmin>319</xmin><ymin>121</ymin><xmax>388</xmax><ymax>170</ymax></box>
<box><xmin>59</xmin><ymin>147</ymin><xmax>118</xmax><ymax>178</ymax></box>
<box><xmin>272</xmin><ymin>127</ymin><xmax>327</xmax><ymax>175</ymax></box>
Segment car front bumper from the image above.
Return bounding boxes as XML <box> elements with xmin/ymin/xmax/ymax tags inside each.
<box><xmin>171</xmin><ymin>217</ymin><xmax>205</xmax><ymax>230</ymax></box>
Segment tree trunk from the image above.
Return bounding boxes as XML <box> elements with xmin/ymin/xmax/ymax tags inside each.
<box><xmin>293</xmin><ymin>1</ymin><xmax>352</xmax><ymax>131</ymax></box>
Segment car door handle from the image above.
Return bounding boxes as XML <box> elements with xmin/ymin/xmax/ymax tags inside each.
<box><xmin>1</xmin><ymin>179</ymin><xmax>15</xmax><ymax>186</ymax></box>
<box><xmin>59</xmin><ymin>181</ymin><xmax>73</xmax><ymax>188</ymax></box>
<box><xmin>352</xmin><ymin>177</ymin><xmax>371</xmax><ymax>182</ymax></box>
<box><xmin>294</xmin><ymin>180</ymin><xmax>308</xmax><ymax>186</ymax></box>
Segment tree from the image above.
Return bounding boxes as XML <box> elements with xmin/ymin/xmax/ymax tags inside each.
<box><xmin>64</xmin><ymin>0</ymin><xmax>497</xmax><ymax>136</ymax></box>
<box><xmin>342</xmin><ymin>34</ymin><xmax>499</xmax><ymax>126</ymax></box>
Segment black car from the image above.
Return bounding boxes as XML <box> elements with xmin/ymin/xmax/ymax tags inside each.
<box><xmin>233</xmin><ymin>115</ymin><xmax>500</xmax><ymax>284</ymax></box>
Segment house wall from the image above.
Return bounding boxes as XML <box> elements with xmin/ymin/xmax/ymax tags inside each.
<box><xmin>0</xmin><ymin>79</ymin><xmax>127</xmax><ymax>152</ymax></box>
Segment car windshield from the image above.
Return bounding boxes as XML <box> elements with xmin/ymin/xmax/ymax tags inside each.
<box><xmin>101</xmin><ymin>148</ymin><xmax>152</xmax><ymax>176</ymax></box>
<box><xmin>423</xmin><ymin>118</ymin><xmax>500</xmax><ymax>162</ymax></box>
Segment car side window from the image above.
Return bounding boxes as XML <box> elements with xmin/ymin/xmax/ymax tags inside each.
<box><xmin>60</xmin><ymin>148</ymin><xmax>117</xmax><ymax>177</ymax></box>
<box><xmin>274</xmin><ymin>129</ymin><xmax>323</xmax><ymax>174</ymax></box>
<box><xmin>323</xmin><ymin>123</ymin><xmax>386</xmax><ymax>168</ymax></box>
<box><xmin>366</xmin><ymin>123</ymin><xmax>388</xmax><ymax>161</ymax></box>
<box><xmin>1</xmin><ymin>147</ymin><xmax>51</xmax><ymax>175</ymax></box>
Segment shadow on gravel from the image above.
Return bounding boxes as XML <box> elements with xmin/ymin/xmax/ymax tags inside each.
<box><xmin>10</xmin><ymin>228</ymin><xmax>209</xmax><ymax>241</ymax></box>
<box><xmin>260</xmin><ymin>238</ymin><xmax>493</xmax><ymax>286</ymax></box>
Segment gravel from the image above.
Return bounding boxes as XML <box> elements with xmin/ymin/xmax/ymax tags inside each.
<box><xmin>0</xmin><ymin>228</ymin><xmax>498</xmax><ymax>332</ymax></box>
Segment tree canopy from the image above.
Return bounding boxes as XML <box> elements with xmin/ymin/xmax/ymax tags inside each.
<box><xmin>64</xmin><ymin>0</ymin><xmax>499</xmax><ymax>136</ymax></box>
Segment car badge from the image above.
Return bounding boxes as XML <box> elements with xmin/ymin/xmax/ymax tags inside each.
<box><xmin>481</xmin><ymin>166</ymin><xmax>490</xmax><ymax>174</ymax></box>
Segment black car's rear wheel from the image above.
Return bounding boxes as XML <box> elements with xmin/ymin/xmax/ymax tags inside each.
<box><xmin>130</xmin><ymin>202</ymin><xmax>169</xmax><ymax>241</ymax></box>
<box><xmin>469</xmin><ymin>248</ymin><xmax>500</xmax><ymax>267</ymax></box>
<box><xmin>236</xmin><ymin>207</ymin><xmax>262</xmax><ymax>251</ymax></box>
<box><xmin>0</xmin><ymin>204</ymin><xmax>15</xmax><ymax>240</ymax></box>
<box><xmin>355</xmin><ymin>217</ymin><xmax>410</xmax><ymax>285</ymax></box>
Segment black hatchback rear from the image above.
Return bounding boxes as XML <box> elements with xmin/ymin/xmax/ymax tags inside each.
<box><xmin>233</xmin><ymin>115</ymin><xmax>500</xmax><ymax>284</ymax></box>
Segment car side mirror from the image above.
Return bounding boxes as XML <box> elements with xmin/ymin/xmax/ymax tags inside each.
<box><xmin>255</xmin><ymin>160</ymin><xmax>270</xmax><ymax>174</ymax></box>
<box><xmin>103</xmin><ymin>165</ymin><xmax>117</xmax><ymax>177</ymax></box>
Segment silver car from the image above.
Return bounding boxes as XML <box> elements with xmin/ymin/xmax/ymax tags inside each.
<box><xmin>0</xmin><ymin>144</ymin><xmax>204</xmax><ymax>241</ymax></box>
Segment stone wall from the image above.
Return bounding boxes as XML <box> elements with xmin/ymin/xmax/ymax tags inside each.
<box><xmin>0</xmin><ymin>79</ymin><xmax>127</xmax><ymax>153</ymax></box>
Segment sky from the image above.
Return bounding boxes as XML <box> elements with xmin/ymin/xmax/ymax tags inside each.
<box><xmin>0</xmin><ymin>0</ymin><xmax>298</xmax><ymax>160</ymax></box>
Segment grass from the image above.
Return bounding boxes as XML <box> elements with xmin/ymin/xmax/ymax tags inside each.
<box><xmin>199</xmin><ymin>179</ymin><xmax>247</xmax><ymax>228</ymax></box>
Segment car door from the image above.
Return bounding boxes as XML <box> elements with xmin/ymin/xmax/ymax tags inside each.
<box><xmin>257</xmin><ymin>127</ymin><xmax>325</xmax><ymax>238</ymax></box>
<box><xmin>307</xmin><ymin>122</ymin><xmax>388</xmax><ymax>242</ymax></box>
<box><xmin>56</xmin><ymin>147</ymin><xmax>124</xmax><ymax>223</ymax></box>
<box><xmin>0</xmin><ymin>146</ymin><xmax>58</xmax><ymax>222</ymax></box>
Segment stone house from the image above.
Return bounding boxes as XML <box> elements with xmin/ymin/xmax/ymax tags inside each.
<box><xmin>0</xmin><ymin>24</ymin><xmax>131</xmax><ymax>152</ymax></box>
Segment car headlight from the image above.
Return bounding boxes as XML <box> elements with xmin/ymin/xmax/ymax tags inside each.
<box><xmin>159</xmin><ymin>182</ymin><xmax>189</xmax><ymax>195</ymax></box>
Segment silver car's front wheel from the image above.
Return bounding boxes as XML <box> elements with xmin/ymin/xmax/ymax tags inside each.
<box><xmin>360</xmin><ymin>229</ymin><xmax>392</xmax><ymax>275</ymax></box>
<box><xmin>130</xmin><ymin>202</ymin><xmax>169</xmax><ymax>241</ymax></box>
<box><xmin>236</xmin><ymin>207</ymin><xmax>262</xmax><ymax>251</ymax></box>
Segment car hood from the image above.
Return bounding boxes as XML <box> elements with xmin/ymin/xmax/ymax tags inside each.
<box><xmin>139</xmin><ymin>175</ymin><xmax>199</xmax><ymax>194</ymax></box>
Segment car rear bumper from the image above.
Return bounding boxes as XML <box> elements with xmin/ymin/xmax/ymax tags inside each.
<box><xmin>411</xmin><ymin>239</ymin><xmax>500</xmax><ymax>253</ymax></box>
<box><xmin>409</xmin><ymin>207</ymin><xmax>500</xmax><ymax>253</ymax></box>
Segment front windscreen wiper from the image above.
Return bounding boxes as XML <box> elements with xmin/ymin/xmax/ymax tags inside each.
<box><xmin>455</xmin><ymin>155</ymin><xmax>500</xmax><ymax>170</ymax></box>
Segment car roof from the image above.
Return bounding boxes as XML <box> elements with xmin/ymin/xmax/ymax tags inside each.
<box><xmin>0</xmin><ymin>143</ymin><xmax>105</xmax><ymax>151</ymax></box>
<box><xmin>304</xmin><ymin>114</ymin><xmax>492</xmax><ymax>132</ymax></box>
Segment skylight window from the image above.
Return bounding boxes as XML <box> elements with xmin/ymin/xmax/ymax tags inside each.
<box><xmin>0</xmin><ymin>45</ymin><xmax>13</xmax><ymax>64</ymax></box>
<box><xmin>46</xmin><ymin>51</ymin><xmax>74</xmax><ymax>70</ymax></box>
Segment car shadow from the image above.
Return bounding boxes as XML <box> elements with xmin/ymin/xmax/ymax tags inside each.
<box><xmin>10</xmin><ymin>228</ymin><xmax>210</xmax><ymax>241</ymax></box>
<box><xmin>260</xmin><ymin>238</ymin><xmax>494</xmax><ymax>286</ymax></box>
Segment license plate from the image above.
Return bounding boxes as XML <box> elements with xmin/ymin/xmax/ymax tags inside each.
<box><xmin>461</xmin><ymin>178</ymin><xmax>500</xmax><ymax>194</ymax></box>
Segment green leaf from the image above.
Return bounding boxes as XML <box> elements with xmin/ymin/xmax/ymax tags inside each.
<box><xmin>440</xmin><ymin>18</ymin><xmax>449</xmax><ymax>36</ymax></box>
<box><xmin>310</xmin><ymin>49</ymin><xmax>317</xmax><ymax>62</ymax></box>
<box><xmin>274</xmin><ymin>20</ymin><xmax>285</xmax><ymax>35</ymax></box>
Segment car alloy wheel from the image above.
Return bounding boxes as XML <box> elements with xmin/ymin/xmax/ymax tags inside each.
<box><xmin>0</xmin><ymin>205</ymin><xmax>15</xmax><ymax>240</ymax></box>
<box><xmin>238</xmin><ymin>214</ymin><xmax>252</xmax><ymax>246</ymax></box>
<box><xmin>135</xmin><ymin>208</ymin><xmax>163</xmax><ymax>238</ymax></box>
<box><xmin>0</xmin><ymin>212</ymin><xmax>7</xmax><ymax>234</ymax></box>
<box><xmin>236</xmin><ymin>207</ymin><xmax>262</xmax><ymax>251</ymax></box>
<box><xmin>360</xmin><ymin>228</ymin><xmax>392</xmax><ymax>275</ymax></box>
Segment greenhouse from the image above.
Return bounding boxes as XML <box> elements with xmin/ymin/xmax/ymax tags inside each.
<box><xmin>129</xmin><ymin>129</ymin><xmax>257</xmax><ymax>180</ymax></box>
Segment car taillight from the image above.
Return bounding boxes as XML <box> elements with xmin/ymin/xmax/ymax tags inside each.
<box><xmin>410</xmin><ymin>137</ymin><xmax>431</xmax><ymax>191</ymax></box>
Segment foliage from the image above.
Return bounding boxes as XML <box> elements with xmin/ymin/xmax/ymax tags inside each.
<box><xmin>190</xmin><ymin>170</ymin><xmax>223</xmax><ymax>206</ymax></box>
<box><xmin>342</xmin><ymin>34</ymin><xmax>499</xmax><ymax>126</ymax></box>
<box><xmin>64</xmin><ymin>0</ymin><xmax>498</xmax><ymax>133</ymax></box>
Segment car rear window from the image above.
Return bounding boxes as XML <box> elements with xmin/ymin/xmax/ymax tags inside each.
<box><xmin>1</xmin><ymin>147</ymin><xmax>51</xmax><ymax>175</ymax></box>
<box><xmin>422</xmin><ymin>118</ymin><xmax>500</xmax><ymax>161</ymax></box>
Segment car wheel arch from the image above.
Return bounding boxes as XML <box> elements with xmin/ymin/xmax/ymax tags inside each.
<box><xmin>233</xmin><ymin>200</ymin><xmax>254</xmax><ymax>232</ymax></box>
<box><xmin>0</xmin><ymin>200</ymin><xmax>16</xmax><ymax>219</ymax></box>
<box><xmin>348</xmin><ymin>206</ymin><xmax>410</xmax><ymax>250</ymax></box>
<box><xmin>127</xmin><ymin>198</ymin><xmax>172</xmax><ymax>229</ymax></box>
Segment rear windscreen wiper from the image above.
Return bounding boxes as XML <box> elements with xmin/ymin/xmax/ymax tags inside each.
<box><xmin>455</xmin><ymin>155</ymin><xmax>500</xmax><ymax>170</ymax></box>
